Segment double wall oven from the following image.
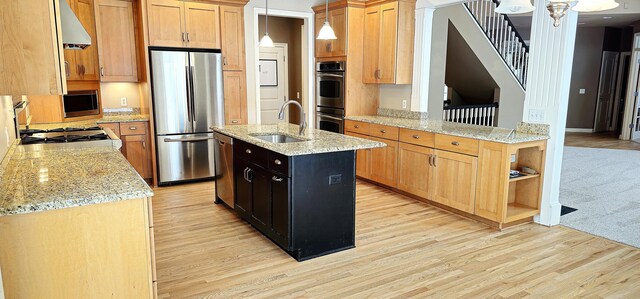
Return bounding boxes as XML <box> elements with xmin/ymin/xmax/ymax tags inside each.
<box><xmin>316</xmin><ymin>61</ymin><xmax>345</xmax><ymax>134</ymax></box>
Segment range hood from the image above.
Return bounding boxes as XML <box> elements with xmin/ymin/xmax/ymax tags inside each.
<box><xmin>59</xmin><ymin>0</ymin><xmax>91</xmax><ymax>50</ymax></box>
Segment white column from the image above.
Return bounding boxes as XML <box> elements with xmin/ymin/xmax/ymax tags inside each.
<box><xmin>523</xmin><ymin>2</ymin><xmax>578</xmax><ymax>226</ymax></box>
<box><xmin>411</xmin><ymin>5</ymin><xmax>435</xmax><ymax>112</ymax></box>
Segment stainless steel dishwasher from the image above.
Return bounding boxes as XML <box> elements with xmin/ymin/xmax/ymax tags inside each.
<box><xmin>214</xmin><ymin>132</ymin><xmax>234</xmax><ymax>207</ymax></box>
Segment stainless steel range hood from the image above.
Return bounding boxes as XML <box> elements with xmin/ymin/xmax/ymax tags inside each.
<box><xmin>59</xmin><ymin>0</ymin><xmax>91</xmax><ymax>50</ymax></box>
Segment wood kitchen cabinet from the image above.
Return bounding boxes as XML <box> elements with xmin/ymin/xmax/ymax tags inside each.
<box><xmin>315</xmin><ymin>8</ymin><xmax>347</xmax><ymax>58</ymax></box>
<box><xmin>94</xmin><ymin>0</ymin><xmax>139</xmax><ymax>82</ymax></box>
<box><xmin>397</xmin><ymin>142</ymin><xmax>434</xmax><ymax>200</ymax></box>
<box><xmin>99</xmin><ymin>121</ymin><xmax>152</xmax><ymax>180</ymax></box>
<box><xmin>147</xmin><ymin>0</ymin><xmax>220</xmax><ymax>49</ymax></box>
<box><xmin>64</xmin><ymin>0</ymin><xmax>100</xmax><ymax>81</ymax></box>
<box><xmin>362</xmin><ymin>0</ymin><xmax>415</xmax><ymax>84</ymax></box>
<box><xmin>369</xmin><ymin>136</ymin><xmax>398</xmax><ymax>188</ymax></box>
<box><xmin>346</xmin><ymin>131</ymin><xmax>372</xmax><ymax>179</ymax></box>
<box><xmin>431</xmin><ymin>150</ymin><xmax>478</xmax><ymax>214</ymax></box>
<box><xmin>0</xmin><ymin>0</ymin><xmax>67</xmax><ymax>95</ymax></box>
<box><xmin>220</xmin><ymin>5</ymin><xmax>246</xmax><ymax>71</ymax></box>
<box><xmin>223</xmin><ymin>71</ymin><xmax>248</xmax><ymax>125</ymax></box>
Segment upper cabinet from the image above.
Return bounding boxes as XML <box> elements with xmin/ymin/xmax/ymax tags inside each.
<box><xmin>362</xmin><ymin>0</ymin><xmax>415</xmax><ymax>84</ymax></box>
<box><xmin>220</xmin><ymin>6</ymin><xmax>246</xmax><ymax>71</ymax></box>
<box><xmin>315</xmin><ymin>8</ymin><xmax>347</xmax><ymax>58</ymax></box>
<box><xmin>94</xmin><ymin>0</ymin><xmax>139</xmax><ymax>82</ymax></box>
<box><xmin>0</xmin><ymin>0</ymin><xmax>67</xmax><ymax>95</ymax></box>
<box><xmin>64</xmin><ymin>0</ymin><xmax>100</xmax><ymax>81</ymax></box>
<box><xmin>147</xmin><ymin>0</ymin><xmax>221</xmax><ymax>49</ymax></box>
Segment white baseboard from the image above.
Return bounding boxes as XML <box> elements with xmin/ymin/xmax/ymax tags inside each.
<box><xmin>565</xmin><ymin>128</ymin><xmax>594</xmax><ymax>133</ymax></box>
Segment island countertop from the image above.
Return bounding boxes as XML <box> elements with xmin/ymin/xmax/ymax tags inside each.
<box><xmin>345</xmin><ymin>115</ymin><xmax>549</xmax><ymax>144</ymax></box>
<box><xmin>0</xmin><ymin>143</ymin><xmax>153</xmax><ymax>216</ymax></box>
<box><xmin>212</xmin><ymin>123</ymin><xmax>386</xmax><ymax>156</ymax></box>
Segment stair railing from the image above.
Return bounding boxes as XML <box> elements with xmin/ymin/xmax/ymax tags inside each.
<box><xmin>464</xmin><ymin>0</ymin><xmax>529</xmax><ymax>89</ymax></box>
<box><xmin>443</xmin><ymin>103</ymin><xmax>499</xmax><ymax>127</ymax></box>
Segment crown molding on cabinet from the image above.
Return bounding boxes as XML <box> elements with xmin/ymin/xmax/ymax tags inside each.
<box><xmin>312</xmin><ymin>0</ymin><xmax>415</xmax><ymax>13</ymax></box>
<box><xmin>184</xmin><ymin>0</ymin><xmax>249</xmax><ymax>7</ymax></box>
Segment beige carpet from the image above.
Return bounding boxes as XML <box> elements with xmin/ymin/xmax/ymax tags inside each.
<box><xmin>560</xmin><ymin>146</ymin><xmax>640</xmax><ymax>248</ymax></box>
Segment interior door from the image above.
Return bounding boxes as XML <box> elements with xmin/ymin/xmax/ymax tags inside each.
<box><xmin>259</xmin><ymin>45</ymin><xmax>288</xmax><ymax>124</ymax></box>
<box><xmin>189</xmin><ymin>52</ymin><xmax>224</xmax><ymax>133</ymax></box>
<box><xmin>594</xmin><ymin>51</ymin><xmax>620</xmax><ymax>132</ymax></box>
<box><xmin>150</xmin><ymin>50</ymin><xmax>191</xmax><ymax>135</ymax></box>
<box><xmin>432</xmin><ymin>150</ymin><xmax>478</xmax><ymax>214</ymax></box>
<box><xmin>632</xmin><ymin>70</ymin><xmax>640</xmax><ymax>141</ymax></box>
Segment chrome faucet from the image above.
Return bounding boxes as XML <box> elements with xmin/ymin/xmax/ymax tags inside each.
<box><xmin>278</xmin><ymin>100</ymin><xmax>307</xmax><ymax>136</ymax></box>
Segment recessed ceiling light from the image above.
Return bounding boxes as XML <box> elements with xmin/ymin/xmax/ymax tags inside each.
<box><xmin>602</xmin><ymin>16</ymin><xmax>613</xmax><ymax>19</ymax></box>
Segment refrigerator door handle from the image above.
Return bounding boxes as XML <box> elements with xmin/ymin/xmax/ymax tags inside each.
<box><xmin>185</xmin><ymin>66</ymin><xmax>192</xmax><ymax>122</ymax></box>
<box><xmin>189</xmin><ymin>65</ymin><xmax>196</xmax><ymax>126</ymax></box>
<box><xmin>163</xmin><ymin>137</ymin><xmax>215</xmax><ymax>143</ymax></box>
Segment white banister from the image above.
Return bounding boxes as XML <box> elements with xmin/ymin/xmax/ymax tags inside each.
<box><xmin>443</xmin><ymin>104</ymin><xmax>499</xmax><ymax>127</ymax></box>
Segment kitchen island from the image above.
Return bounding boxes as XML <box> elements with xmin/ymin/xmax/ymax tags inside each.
<box><xmin>0</xmin><ymin>141</ymin><xmax>156</xmax><ymax>298</ymax></box>
<box><xmin>212</xmin><ymin>124</ymin><xmax>385</xmax><ymax>261</ymax></box>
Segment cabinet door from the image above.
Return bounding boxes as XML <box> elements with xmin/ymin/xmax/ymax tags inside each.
<box><xmin>147</xmin><ymin>0</ymin><xmax>185</xmax><ymax>47</ymax></box>
<box><xmin>377</xmin><ymin>2</ymin><xmax>398</xmax><ymax>84</ymax></box>
<box><xmin>223</xmin><ymin>71</ymin><xmax>247</xmax><ymax>125</ymax></box>
<box><xmin>270</xmin><ymin>174</ymin><xmax>290</xmax><ymax>248</ymax></box>
<box><xmin>362</xmin><ymin>6</ymin><xmax>380</xmax><ymax>83</ymax></box>
<box><xmin>235</xmin><ymin>160</ymin><xmax>252</xmax><ymax>217</ymax></box>
<box><xmin>369</xmin><ymin>136</ymin><xmax>398</xmax><ymax>188</ymax></box>
<box><xmin>122</xmin><ymin>134</ymin><xmax>151</xmax><ymax>179</ymax></box>
<box><xmin>432</xmin><ymin>150</ymin><xmax>478</xmax><ymax>214</ymax></box>
<box><xmin>345</xmin><ymin>132</ymin><xmax>371</xmax><ymax>179</ymax></box>
<box><xmin>220</xmin><ymin>6</ymin><xmax>245</xmax><ymax>70</ymax></box>
<box><xmin>0</xmin><ymin>0</ymin><xmax>66</xmax><ymax>95</ymax></box>
<box><xmin>63</xmin><ymin>0</ymin><xmax>81</xmax><ymax>81</ymax></box>
<box><xmin>75</xmin><ymin>0</ymin><xmax>100</xmax><ymax>80</ymax></box>
<box><xmin>249</xmin><ymin>167</ymin><xmax>270</xmax><ymax>232</ymax></box>
<box><xmin>329</xmin><ymin>8</ymin><xmax>347</xmax><ymax>57</ymax></box>
<box><xmin>315</xmin><ymin>12</ymin><xmax>332</xmax><ymax>58</ymax></box>
<box><xmin>397</xmin><ymin>143</ymin><xmax>433</xmax><ymax>200</ymax></box>
<box><xmin>184</xmin><ymin>2</ymin><xmax>220</xmax><ymax>49</ymax></box>
<box><xmin>94</xmin><ymin>0</ymin><xmax>138</xmax><ymax>82</ymax></box>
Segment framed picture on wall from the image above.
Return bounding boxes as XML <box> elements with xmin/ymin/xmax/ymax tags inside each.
<box><xmin>259</xmin><ymin>59</ymin><xmax>278</xmax><ymax>87</ymax></box>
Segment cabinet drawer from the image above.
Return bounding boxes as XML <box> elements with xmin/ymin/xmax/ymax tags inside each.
<box><xmin>120</xmin><ymin>122</ymin><xmax>147</xmax><ymax>135</ymax></box>
<box><xmin>344</xmin><ymin>120</ymin><xmax>370</xmax><ymax>135</ymax></box>
<box><xmin>268</xmin><ymin>152</ymin><xmax>290</xmax><ymax>176</ymax></box>
<box><xmin>99</xmin><ymin>123</ymin><xmax>121</xmax><ymax>138</ymax></box>
<box><xmin>399</xmin><ymin>129</ymin><xmax>434</xmax><ymax>147</ymax></box>
<box><xmin>234</xmin><ymin>139</ymin><xmax>268</xmax><ymax>168</ymax></box>
<box><xmin>435</xmin><ymin>134</ymin><xmax>479</xmax><ymax>156</ymax></box>
<box><xmin>368</xmin><ymin>124</ymin><xmax>399</xmax><ymax>140</ymax></box>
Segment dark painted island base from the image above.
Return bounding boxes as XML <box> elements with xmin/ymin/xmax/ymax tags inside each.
<box><xmin>230</xmin><ymin>138</ymin><xmax>356</xmax><ymax>261</ymax></box>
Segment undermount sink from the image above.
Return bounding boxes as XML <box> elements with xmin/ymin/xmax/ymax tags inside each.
<box><xmin>251</xmin><ymin>134</ymin><xmax>306</xmax><ymax>143</ymax></box>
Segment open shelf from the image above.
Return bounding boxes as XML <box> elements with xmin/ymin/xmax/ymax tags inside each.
<box><xmin>506</xmin><ymin>203</ymin><xmax>539</xmax><ymax>223</ymax></box>
<box><xmin>509</xmin><ymin>173</ymin><xmax>540</xmax><ymax>182</ymax></box>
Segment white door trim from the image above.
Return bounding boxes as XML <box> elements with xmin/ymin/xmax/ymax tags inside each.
<box><xmin>621</xmin><ymin>33</ymin><xmax>640</xmax><ymax>140</ymax></box>
<box><xmin>251</xmin><ymin>8</ymin><xmax>314</xmax><ymax>128</ymax></box>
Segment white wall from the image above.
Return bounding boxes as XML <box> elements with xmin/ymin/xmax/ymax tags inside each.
<box><xmin>100</xmin><ymin>83</ymin><xmax>143</xmax><ymax>109</ymax></box>
<box><xmin>0</xmin><ymin>96</ymin><xmax>17</xmax><ymax>161</ymax></box>
<box><xmin>379</xmin><ymin>85</ymin><xmax>413</xmax><ymax>110</ymax></box>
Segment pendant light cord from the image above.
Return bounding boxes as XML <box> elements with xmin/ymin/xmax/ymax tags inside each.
<box><xmin>265</xmin><ymin>0</ymin><xmax>269</xmax><ymax>34</ymax></box>
<box><xmin>325</xmin><ymin>0</ymin><xmax>329</xmax><ymax>22</ymax></box>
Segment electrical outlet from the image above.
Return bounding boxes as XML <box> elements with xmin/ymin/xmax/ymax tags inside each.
<box><xmin>402</xmin><ymin>100</ymin><xmax>407</xmax><ymax>109</ymax></box>
<box><xmin>579</xmin><ymin>88</ymin><xmax>586</xmax><ymax>94</ymax></box>
<box><xmin>528</xmin><ymin>109</ymin><xmax>546</xmax><ymax>123</ymax></box>
<box><xmin>511</xmin><ymin>154</ymin><xmax>517</xmax><ymax>163</ymax></box>
<box><xmin>329</xmin><ymin>174</ymin><xmax>342</xmax><ymax>185</ymax></box>
<box><xmin>120</xmin><ymin>97</ymin><xmax>127</xmax><ymax>107</ymax></box>
<box><xmin>296</xmin><ymin>92</ymin><xmax>300</xmax><ymax>99</ymax></box>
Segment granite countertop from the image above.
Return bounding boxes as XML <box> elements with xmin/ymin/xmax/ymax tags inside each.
<box><xmin>345</xmin><ymin>115</ymin><xmax>549</xmax><ymax>144</ymax></box>
<box><xmin>23</xmin><ymin>114</ymin><xmax>150</xmax><ymax>131</ymax></box>
<box><xmin>0</xmin><ymin>143</ymin><xmax>154</xmax><ymax>216</ymax></box>
<box><xmin>212</xmin><ymin>123</ymin><xmax>386</xmax><ymax>156</ymax></box>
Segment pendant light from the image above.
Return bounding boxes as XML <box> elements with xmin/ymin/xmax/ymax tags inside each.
<box><xmin>495</xmin><ymin>0</ymin><xmax>535</xmax><ymax>14</ymax></box>
<box><xmin>573</xmin><ymin>0</ymin><xmax>619</xmax><ymax>12</ymax></box>
<box><xmin>317</xmin><ymin>0</ymin><xmax>337</xmax><ymax>40</ymax></box>
<box><xmin>259</xmin><ymin>0</ymin><xmax>274</xmax><ymax>47</ymax></box>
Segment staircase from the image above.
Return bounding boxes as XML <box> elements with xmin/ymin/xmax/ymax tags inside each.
<box><xmin>464</xmin><ymin>0</ymin><xmax>529</xmax><ymax>89</ymax></box>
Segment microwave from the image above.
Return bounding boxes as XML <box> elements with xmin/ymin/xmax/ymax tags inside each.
<box><xmin>63</xmin><ymin>90</ymin><xmax>100</xmax><ymax>118</ymax></box>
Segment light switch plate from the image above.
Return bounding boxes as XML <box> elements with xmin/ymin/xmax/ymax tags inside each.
<box><xmin>579</xmin><ymin>89</ymin><xmax>586</xmax><ymax>94</ymax></box>
<box><xmin>528</xmin><ymin>109</ymin><xmax>546</xmax><ymax>123</ymax></box>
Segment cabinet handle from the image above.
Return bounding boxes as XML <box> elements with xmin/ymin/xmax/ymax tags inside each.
<box><xmin>129</xmin><ymin>127</ymin><xmax>137</xmax><ymax>130</ymax></box>
<box><xmin>142</xmin><ymin>141</ymin><xmax>146</xmax><ymax>149</ymax></box>
<box><xmin>274</xmin><ymin>159</ymin><xmax>282</xmax><ymax>165</ymax></box>
<box><xmin>231</xmin><ymin>120</ymin><xmax>239</xmax><ymax>124</ymax></box>
<box><xmin>64</xmin><ymin>61</ymin><xmax>70</xmax><ymax>77</ymax></box>
<box><xmin>245</xmin><ymin>149</ymin><xmax>252</xmax><ymax>154</ymax></box>
<box><xmin>223</xmin><ymin>57</ymin><xmax>228</xmax><ymax>66</ymax></box>
<box><xmin>451</xmin><ymin>141</ymin><xmax>460</xmax><ymax>146</ymax></box>
<box><xmin>354</xmin><ymin>125</ymin><xmax>360</xmax><ymax>128</ymax></box>
<box><xmin>433</xmin><ymin>155</ymin><xmax>437</xmax><ymax>167</ymax></box>
<box><xmin>380</xmin><ymin>129</ymin><xmax>386</xmax><ymax>134</ymax></box>
<box><xmin>272</xmin><ymin>176</ymin><xmax>283</xmax><ymax>182</ymax></box>
<box><xmin>412</xmin><ymin>135</ymin><xmax>420</xmax><ymax>139</ymax></box>
<box><xmin>243</xmin><ymin>167</ymin><xmax>248</xmax><ymax>181</ymax></box>
<box><xmin>246</xmin><ymin>168</ymin><xmax>253</xmax><ymax>182</ymax></box>
<box><xmin>100</xmin><ymin>66</ymin><xmax>104</xmax><ymax>77</ymax></box>
<box><xmin>82</xmin><ymin>65</ymin><xmax>85</xmax><ymax>75</ymax></box>
<box><xmin>428</xmin><ymin>154</ymin><xmax>433</xmax><ymax>166</ymax></box>
<box><xmin>186</xmin><ymin>32</ymin><xmax>190</xmax><ymax>42</ymax></box>
<box><xmin>181</xmin><ymin>32</ymin><xmax>185</xmax><ymax>42</ymax></box>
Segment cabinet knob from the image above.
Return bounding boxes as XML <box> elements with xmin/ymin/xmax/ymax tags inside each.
<box><xmin>274</xmin><ymin>159</ymin><xmax>282</xmax><ymax>165</ymax></box>
<box><xmin>380</xmin><ymin>129</ymin><xmax>386</xmax><ymax>134</ymax></box>
<box><xmin>451</xmin><ymin>141</ymin><xmax>460</xmax><ymax>146</ymax></box>
<box><xmin>231</xmin><ymin>120</ymin><xmax>239</xmax><ymax>124</ymax></box>
<box><xmin>412</xmin><ymin>135</ymin><xmax>420</xmax><ymax>139</ymax></box>
<box><xmin>245</xmin><ymin>149</ymin><xmax>252</xmax><ymax>154</ymax></box>
<box><xmin>354</xmin><ymin>125</ymin><xmax>360</xmax><ymax>128</ymax></box>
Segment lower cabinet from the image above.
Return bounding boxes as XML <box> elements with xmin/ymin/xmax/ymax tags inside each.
<box><xmin>431</xmin><ymin>150</ymin><xmax>478</xmax><ymax>214</ymax></box>
<box><xmin>100</xmin><ymin>121</ymin><xmax>153</xmax><ymax>180</ymax></box>
<box><xmin>369</xmin><ymin>136</ymin><xmax>398</xmax><ymax>188</ymax></box>
<box><xmin>397</xmin><ymin>142</ymin><xmax>433</xmax><ymax>199</ymax></box>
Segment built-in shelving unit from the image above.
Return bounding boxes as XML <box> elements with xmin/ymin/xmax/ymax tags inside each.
<box><xmin>505</xmin><ymin>145</ymin><xmax>545</xmax><ymax>223</ymax></box>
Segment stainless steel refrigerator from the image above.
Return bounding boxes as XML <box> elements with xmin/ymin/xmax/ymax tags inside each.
<box><xmin>150</xmin><ymin>48</ymin><xmax>224</xmax><ymax>185</ymax></box>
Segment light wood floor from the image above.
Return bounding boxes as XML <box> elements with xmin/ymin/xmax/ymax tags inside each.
<box><xmin>152</xmin><ymin>181</ymin><xmax>640</xmax><ymax>298</ymax></box>
<box><xmin>565</xmin><ymin>132</ymin><xmax>640</xmax><ymax>150</ymax></box>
